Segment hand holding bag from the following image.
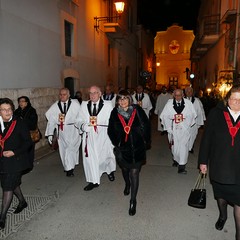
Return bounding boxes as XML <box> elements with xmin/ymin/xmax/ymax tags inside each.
<box><xmin>188</xmin><ymin>172</ymin><xmax>206</xmax><ymax>209</ymax></box>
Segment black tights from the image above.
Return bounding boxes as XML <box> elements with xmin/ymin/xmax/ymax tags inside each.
<box><xmin>217</xmin><ymin>198</ymin><xmax>240</xmax><ymax>240</ymax></box>
<box><xmin>0</xmin><ymin>186</ymin><xmax>25</xmax><ymax>221</ymax></box>
<box><xmin>121</xmin><ymin>167</ymin><xmax>140</xmax><ymax>201</ymax></box>
<box><xmin>234</xmin><ymin>205</ymin><xmax>240</xmax><ymax>240</ymax></box>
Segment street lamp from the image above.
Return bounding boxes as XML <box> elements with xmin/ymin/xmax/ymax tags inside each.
<box><xmin>189</xmin><ymin>73</ymin><xmax>195</xmax><ymax>87</ymax></box>
<box><xmin>189</xmin><ymin>73</ymin><xmax>195</xmax><ymax>79</ymax></box>
<box><xmin>94</xmin><ymin>1</ymin><xmax>125</xmax><ymax>31</ymax></box>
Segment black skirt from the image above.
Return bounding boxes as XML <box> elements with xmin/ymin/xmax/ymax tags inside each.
<box><xmin>211</xmin><ymin>180</ymin><xmax>240</xmax><ymax>206</ymax></box>
<box><xmin>0</xmin><ymin>172</ymin><xmax>22</xmax><ymax>191</ymax></box>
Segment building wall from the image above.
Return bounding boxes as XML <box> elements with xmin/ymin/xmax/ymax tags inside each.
<box><xmin>0</xmin><ymin>0</ymin><xmax>152</xmax><ymax>148</ymax></box>
<box><xmin>191</xmin><ymin>0</ymin><xmax>240</xmax><ymax>97</ymax></box>
<box><xmin>154</xmin><ymin>24</ymin><xmax>194</xmax><ymax>89</ymax></box>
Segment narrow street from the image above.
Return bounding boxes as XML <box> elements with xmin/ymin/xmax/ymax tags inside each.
<box><xmin>1</xmin><ymin>115</ymin><xmax>235</xmax><ymax>240</ymax></box>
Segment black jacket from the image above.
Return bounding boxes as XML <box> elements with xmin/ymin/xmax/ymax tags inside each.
<box><xmin>0</xmin><ymin>118</ymin><xmax>33</xmax><ymax>173</ymax></box>
<box><xmin>198</xmin><ymin>101</ymin><xmax>240</xmax><ymax>184</ymax></box>
<box><xmin>14</xmin><ymin>105</ymin><xmax>38</xmax><ymax>131</ymax></box>
<box><xmin>108</xmin><ymin>104</ymin><xmax>151</xmax><ymax>168</ymax></box>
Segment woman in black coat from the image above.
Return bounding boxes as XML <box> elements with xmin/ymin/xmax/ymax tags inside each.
<box><xmin>108</xmin><ymin>89</ymin><xmax>151</xmax><ymax>216</ymax></box>
<box><xmin>198</xmin><ymin>84</ymin><xmax>240</xmax><ymax>239</ymax></box>
<box><xmin>14</xmin><ymin>96</ymin><xmax>39</xmax><ymax>171</ymax></box>
<box><xmin>0</xmin><ymin>98</ymin><xmax>32</xmax><ymax>229</ymax></box>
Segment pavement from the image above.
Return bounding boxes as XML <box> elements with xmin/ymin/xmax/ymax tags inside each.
<box><xmin>0</xmin><ymin>115</ymin><xmax>236</xmax><ymax>240</ymax></box>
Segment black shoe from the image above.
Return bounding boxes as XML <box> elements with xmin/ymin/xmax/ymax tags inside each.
<box><xmin>124</xmin><ymin>185</ymin><xmax>130</xmax><ymax>196</ymax></box>
<box><xmin>178</xmin><ymin>169</ymin><xmax>187</xmax><ymax>174</ymax></box>
<box><xmin>66</xmin><ymin>169</ymin><xmax>74</xmax><ymax>177</ymax></box>
<box><xmin>215</xmin><ymin>218</ymin><xmax>227</xmax><ymax>230</ymax></box>
<box><xmin>84</xmin><ymin>183</ymin><xmax>99</xmax><ymax>191</ymax></box>
<box><xmin>129</xmin><ymin>200</ymin><xmax>137</xmax><ymax>216</ymax></box>
<box><xmin>107</xmin><ymin>172</ymin><xmax>115</xmax><ymax>181</ymax></box>
<box><xmin>172</xmin><ymin>161</ymin><xmax>178</xmax><ymax>167</ymax></box>
<box><xmin>14</xmin><ymin>201</ymin><xmax>28</xmax><ymax>214</ymax></box>
<box><xmin>0</xmin><ymin>219</ymin><xmax>5</xmax><ymax>229</ymax></box>
<box><xmin>189</xmin><ymin>148</ymin><xmax>194</xmax><ymax>153</ymax></box>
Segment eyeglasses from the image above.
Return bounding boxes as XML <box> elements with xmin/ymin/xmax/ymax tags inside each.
<box><xmin>0</xmin><ymin>108</ymin><xmax>12</xmax><ymax>113</ymax></box>
<box><xmin>229</xmin><ymin>98</ymin><xmax>240</xmax><ymax>103</ymax></box>
<box><xmin>118</xmin><ymin>96</ymin><xmax>128</xmax><ymax>101</ymax></box>
<box><xmin>89</xmin><ymin>92</ymin><xmax>99</xmax><ymax>95</ymax></box>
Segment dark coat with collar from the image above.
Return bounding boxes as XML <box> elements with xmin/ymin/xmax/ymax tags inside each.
<box><xmin>108</xmin><ymin>104</ymin><xmax>151</xmax><ymax>168</ymax></box>
<box><xmin>198</xmin><ymin>101</ymin><xmax>240</xmax><ymax>184</ymax></box>
<box><xmin>0</xmin><ymin>118</ymin><xmax>33</xmax><ymax>174</ymax></box>
<box><xmin>14</xmin><ymin>104</ymin><xmax>38</xmax><ymax>131</ymax></box>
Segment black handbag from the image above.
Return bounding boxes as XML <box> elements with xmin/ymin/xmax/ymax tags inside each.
<box><xmin>188</xmin><ymin>172</ymin><xmax>206</xmax><ymax>209</ymax></box>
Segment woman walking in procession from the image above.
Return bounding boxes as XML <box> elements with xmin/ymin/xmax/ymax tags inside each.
<box><xmin>108</xmin><ymin>89</ymin><xmax>151</xmax><ymax>216</ymax></box>
<box><xmin>199</xmin><ymin>84</ymin><xmax>240</xmax><ymax>240</ymax></box>
<box><xmin>0</xmin><ymin>98</ymin><xmax>32</xmax><ymax>229</ymax></box>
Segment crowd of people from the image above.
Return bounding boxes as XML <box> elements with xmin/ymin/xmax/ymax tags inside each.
<box><xmin>1</xmin><ymin>83</ymin><xmax>240</xmax><ymax>239</ymax></box>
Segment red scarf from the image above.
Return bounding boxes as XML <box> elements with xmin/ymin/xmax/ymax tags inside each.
<box><xmin>0</xmin><ymin>120</ymin><xmax>17</xmax><ymax>156</ymax></box>
<box><xmin>117</xmin><ymin>109</ymin><xmax>136</xmax><ymax>142</ymax></box>
<box><xmin>223</xmin><ymin>111</ymin><xmax>240</xmax><ymax>146</ymax></box>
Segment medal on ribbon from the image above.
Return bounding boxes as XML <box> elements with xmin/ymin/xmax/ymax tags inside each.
<box><xmin>118</xmin><ymin>109</ymin><xmax>137</xmax><ymax>142</ymax></box>
<box><xmin>59</xmin><ymin>113</ymin><xmax>65</xmax><ymax>131</ymax></box>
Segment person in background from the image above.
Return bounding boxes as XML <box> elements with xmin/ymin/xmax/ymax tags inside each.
<box><xmin>160</xmin><ymin>89</ymin><xmax>196</xmax><ymax>174</ymax></box>
<box><xmin>199</xmin><ymin>84</ymin><xmax>240</xmax><ymax>240</ymax></box>
<box><xmin>108</xmin><ymin>89</ymin><xmax>151</xmax><ymax>216</ymax></box>
<box><xmin>102</xmin><ymin>83</ymin><xmax>117</xmax><ymax>107</ymax></box>
<box><xmin>154</xmin><ymin>86</ymin><xmax>173</xmax><ymax>135</ymax></box>
<box><xmin>0</xmin><ymin>98</ymin><xmax>32</xmax><ymax>229</ymax></box>
<box><xmin>73</xmin><ymin>91</ymin><xmax>82</xmax><ymax>105</ymax></box>
<box><xmin>14</xmin><ymin>96</ymin><xmax>39</xmax><ymax>171</ymax></box>
<box><xmin>77</xmin><ymin>85</ymin><xmax>116</xmax><ymax>191</ymax></box>
<box><xmin>184</xmin><ymin>86</ymin><xmax>206</xmax><ymax>153</ymax></box>
<box><xmin>45</xmin><ymin>88</ymin><xmax>82</xmax><ymax>177</ymax></box>
<box><xmin>132</xmin><ymin>85</ymin><xmax>152</xmax><ymax>118</ymax></box>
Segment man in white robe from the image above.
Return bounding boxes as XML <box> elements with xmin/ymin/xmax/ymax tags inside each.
<box><xmin>154</xmin><ymin>86</ymin><xmax>173</xmax><ymax>134</ymax></box>
<box><xmin>78</xmin><ymin>85</ymin><xmax>116</xmax><ymax>191</ymax></box>
<box><xmin>45</xmin><ymin>88</ymin><xmax>82</xmax><ymax>177</ymax></box>
<box><xmin>132</xmin><ymin>85</ymin><xmax>152</xmax><ymax>118</ymax></box>
<box><xmin>102</xmin><ymin>83</ymin><xmax>117</xmax><ymax>107</ymax></box>
<box><xmin>185</xmin><ymin>86</ymin><xmax>206</xmax><ymax>153</ymax></box>
<box><xmin>160</xmin><ymin>89</ymin><xmax>197</xmax><ymax>174</ymax></box>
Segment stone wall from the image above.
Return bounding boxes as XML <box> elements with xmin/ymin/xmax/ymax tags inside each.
<box><xmin>0</xmin><ymin>88</ymin><xmax>59</xmax><ymax>150</ymax></box>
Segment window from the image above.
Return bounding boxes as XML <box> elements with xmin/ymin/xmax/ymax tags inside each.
<box><xmin>169</xmin><ymin>76</ymin><xmax>178</xmax><ymax>87</ymax></box>
<box><xmin>61</xmin><ymin>11</ymin><xmax>77</xmax><ymax>58</ymax></box>
<box><xmin>64</xmin><ymin>20</ymin><xmax>73</xmax><ymax>57</ymax></box>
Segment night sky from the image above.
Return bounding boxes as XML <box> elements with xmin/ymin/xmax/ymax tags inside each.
<box><xmin>138</xmin><ymin>0</ymin><xmax>201</xmax><ymax>35</ymax></box>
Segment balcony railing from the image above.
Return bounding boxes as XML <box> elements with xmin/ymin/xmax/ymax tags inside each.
<box><xmin>199</xmin><ymin>14</ymin><xmax>220</xmax><ymax>44</ymax></box>
<box><xmin>191</xmin><ymin>14</ymin><xmax>220</xmax><ymax>60</ymax></box>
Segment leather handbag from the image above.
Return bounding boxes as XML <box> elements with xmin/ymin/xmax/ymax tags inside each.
<box><xmin>30</xmin><ymin>127</ymin><xmax>42</xmax><ymax>143</ymax></box>
<box><xmin>188</xmin><ymin>172</ymin><xmax>206</xmax><ymax>209</ymax></box>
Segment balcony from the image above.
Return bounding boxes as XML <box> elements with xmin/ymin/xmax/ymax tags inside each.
<box><xmin>103</xmin><ymin>23</ymin><xmax>124</xmax><ymax>39</ymax></box>
<box><xmin>221</xmin><ymin>9</ymin><xmax>237</xmax><ymax>24</ymax></box>
<box><xmin>199</xmin><ymin>14</ymin><xmax>220</xmax><ymax>45</ymax></box>
<box><xmin>190</xmin><ymin>14</ymin><xmax>220</xmax><ymax>60</ymax></box>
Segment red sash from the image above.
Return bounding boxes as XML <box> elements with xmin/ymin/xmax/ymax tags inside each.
<box><xmin>223</xmin><ymin>111</ymin><xmax>240</xmax><ymax>146</ymax></box>
<box><xmin>117</xmin><ymin>109</ymin><xmax>136</xmax><ymax>142</ymax></box>
<box><xmin>0</xmin><ymin>120</ymin><xmax>17</xmax><ymax>156</ymax></box>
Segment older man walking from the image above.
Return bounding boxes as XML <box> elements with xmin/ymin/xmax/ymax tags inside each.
<box><xmin>160</xmin><ymin>89</ymin><xmax>197</xmax><ymax>174</ymax></box>
<box><xmin>78</xmin><ymin>85</ymin><xmax>116</xmax><ymax>191</ymax></box>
